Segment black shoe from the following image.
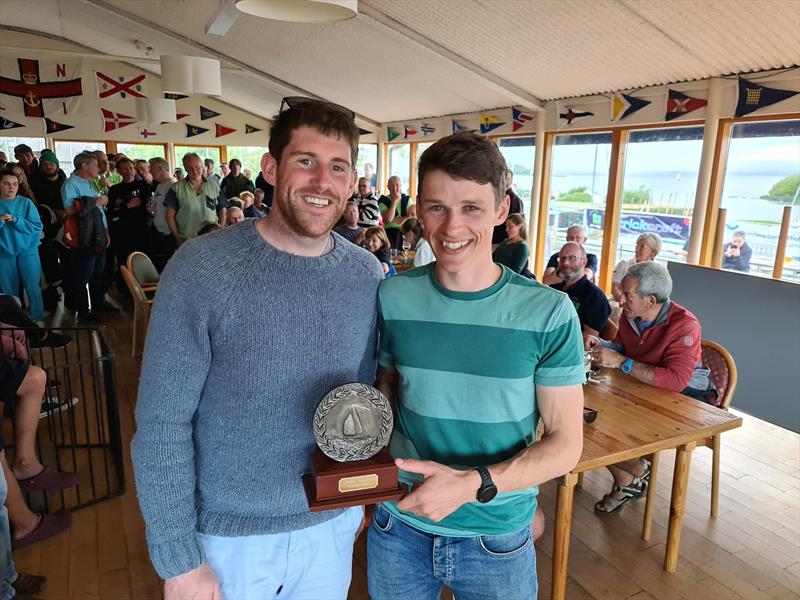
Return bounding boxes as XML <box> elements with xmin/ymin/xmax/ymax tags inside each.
<box><xmin>76</xmin><ymin>311</ymin><xmax>99</xmax><ymax>324</ymax></box>
<box><xmin>29</xmin><ymin>331</ymin><xmax>72</xmax><ymax>349</ymax></box>
<box><xmin>92</xmin><ymin>301</ymin><xmax>119</xmax><ymax>314</ymax></box>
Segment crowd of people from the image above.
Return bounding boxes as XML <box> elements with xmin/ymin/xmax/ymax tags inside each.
<box><xmin>0</xmin><ymin>110</ymin><xmax>722</xmax><ymax>598</ymax></box>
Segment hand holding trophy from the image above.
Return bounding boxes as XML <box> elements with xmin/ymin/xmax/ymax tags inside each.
<box><xmin>302</xmin><ymin>383</ymin><xmax>404</xmax><ymax>511</ymax></box>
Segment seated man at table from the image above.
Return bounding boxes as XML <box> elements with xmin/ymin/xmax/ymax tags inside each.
<box><xmin>542</xmin><ymin>225</ymin><xmax>598</xmax><ymax>285</ymax></box>
<box><xmin>549</xmin><ymin>242</ymin><xmax>610</xmax><ymax>337</ymax></box>
<box><xmin>585</xmin><ymin>261</ymin><xmax>713</xmax><ymax>514</ymax></box>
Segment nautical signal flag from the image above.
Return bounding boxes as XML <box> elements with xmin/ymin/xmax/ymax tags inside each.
<box><xmin>611</xmin><ymin>92</ymin><xmax>651</xmax><ymax>122</ymax></box>
<box><xmin>164</xmin><ymin>92</ymin><xmax>188</xmax><ymax>100</ymax></box>
<box><xmin>101</xmin><ymin>108</ymin><xmax>136</xmax><ymax>132</ymax></box>
<box><xmin>479</xmin><ymin>114</ymin><xmax>504</xmax><ymax>134</ymax></box>
<box><xmin>735</xmin><ymin>78</ymin><xmax>799</xmax><ymax>117</ymax></box>
<box><xmin>452</xmin><ymin>120</ymin><xmax>469</xmax><ymax>134</ymax></box>
<box><xmin>44</xmin><ymin>118</ymin><xmax>74</xmax><ymax>134</ymax></box>
<box><xmin>95</xmin><ymin>72</ymin><xmax>146</xmax><ymax>100</ymax></box>
<box><xmin>185</xmin><ymin>123</ymin><xmax>209</xmax><ymax>138</ymax></box>
<box><xmin>215</xmin><ymin>123</ymin><xmax>236</xmax><ymax>138</ymax></box>
<box><xmin>512</xmin><ymin>108</ymin><xmax>533</xmax><ymax>131</ymax></box>
<box><xmin>420</xmin><ymin>122</ymin><xmax>436</xmax><ymax>135</ymax></box>
<box><xmin>665</xmin><ymin>89</ymin><xmax>707</xmax><ymax>121</ymax></box>
<box><xmin>139</xmin><ymin>127</ymin><xmax>157</xmax><ymax>139</ymax></box>
<box><xmin>387</xmin><ymin>127</ymin><xmax>400</xmax><ymax>141</ymax></box>
<box><xmin>404</xmin><ymin>125</ymin><xmax>417</xmax><ymax>138</ymax></box>
<box><xmin>199</xmin><ymin>106</ymin><xmax>221</xmax><ymax>120</ymax></box>
<box><xmin>559</xmin><ymin>106</ymin><xmax>594</xmax><ymax>126</ymax></box>
<box><xmin>1</xmin><ymin>117</ymin><xmax>24</xmax><ymax>130</ymax></box>
<box><xmin>245</xmin><ymin>124</ymin><xmax>262</xmax><ymax>134</ymax></box>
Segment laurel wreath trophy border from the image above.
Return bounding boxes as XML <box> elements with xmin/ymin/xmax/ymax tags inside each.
<box><xmin>313</xmin><ymin>383</ymin><xmax>393</xmax><ymax>462</ymax></box>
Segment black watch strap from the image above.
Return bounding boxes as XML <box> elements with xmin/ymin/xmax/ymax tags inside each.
<box><xmin>476</xmin><ymin>466</ymin><xmax>493</xmax><ymax>488</ymax></box>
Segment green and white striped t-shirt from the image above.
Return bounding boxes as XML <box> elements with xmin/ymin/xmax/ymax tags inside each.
<box><xmin>378</xmin><ymin>264</ymin><xmax>585</xmax><ymax>536</ymax></box>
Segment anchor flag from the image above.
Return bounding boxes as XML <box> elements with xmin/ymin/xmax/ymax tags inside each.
<box><xmin>0</xmin><ymin>57</ymin><xmax>83</xmax><ymax>118</ymax></box>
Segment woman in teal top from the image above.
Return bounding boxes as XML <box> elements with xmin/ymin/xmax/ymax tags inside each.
<box><xmin>492</xmin><ymin>213</ymin><xmax>529</xmax><ymax>274</ymax></box>
<box><xmin>0</xmin><ymin>170</ymin><xmax>44</xmax><ymax>322</ymax></box>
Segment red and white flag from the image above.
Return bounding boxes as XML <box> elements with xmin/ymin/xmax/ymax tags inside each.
<box><xmin>101</xmin><ymin>108</ymin><xmax>136</xmax><ymax>132</ymax></box>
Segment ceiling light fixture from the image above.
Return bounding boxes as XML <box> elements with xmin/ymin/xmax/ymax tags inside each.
<box><xmin>135</xmin><ymin>98</ymin><xmax>178</xmax><ymax>124</ymax></box>
<box><xmin>160</xmin><ymin>55</ymin><xmax>222</xmax><ymax>96</ymax></box>
<box><xmin>234</xmin><ymin>0</ymin><xmax>357</xmax><ymax>23</ymax></box>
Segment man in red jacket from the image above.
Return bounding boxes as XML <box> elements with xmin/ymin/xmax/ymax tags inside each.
<box><xmin>585</xmin><ymin>261</ymin><xmax>710</xmax><ymax>514</ymax></box>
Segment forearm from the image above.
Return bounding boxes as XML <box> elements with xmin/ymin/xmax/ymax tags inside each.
<box><xmin>541</xmin><ymin>268</ymin><xmax>562</xmax><ymax>285</ymax></box>
<box><xmin>491</xmin><ymin>428</ymin><xmax>583</xmax><ymax>493</ymax></box>
<box><xmin>166</xmin><ymin>209</ymin><xmax>180</xmax><ymax>240</ymax></box>
<box><xmin>217</xmin><ymin>208</ymin><xmax>226</xmax><ymax>226</ymax></box>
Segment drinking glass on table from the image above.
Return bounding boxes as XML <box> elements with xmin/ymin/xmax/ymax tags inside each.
<box><xmin>402</xmin><ymin>240</ymin><xmax>411</xmax><ymax>262</ymax></box>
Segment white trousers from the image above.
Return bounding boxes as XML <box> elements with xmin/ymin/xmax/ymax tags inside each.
<box><xmin>197</xmin><ymin>506</ymin><xmax>363</xmax><ymax>600</ymax></box>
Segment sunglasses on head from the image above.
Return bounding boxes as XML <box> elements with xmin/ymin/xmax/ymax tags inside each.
<box><xmin>279</xmin><ymin>96</ymin><xmax>356</xmax><ymax>121</ymax></box>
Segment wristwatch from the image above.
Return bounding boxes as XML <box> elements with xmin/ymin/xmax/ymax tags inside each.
<box><xmin>620</xmin><ymin>358</ymin><xmax>634</xmax><ymax>374</ymax></box>
<box><xmin>475</xmin><ymin>466</ymin><xmax>498</xmax><ymax>503</ymax></box>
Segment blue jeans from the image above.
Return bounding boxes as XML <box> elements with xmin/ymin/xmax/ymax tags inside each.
<box><xmin>197</xmin><ymin>506</ymin><xmax>362</xmax><ymax>600</ymax></box>
<box><xmin>71</xmin><ymin>250</ymin><xmax>106</xmax><ymax>313</ymax></box>
<box><xmin>0</xmin><ymin>463</ymin><xmax>17</xmax><ymax>600</ymax></box>
<box><xmin>368</xmin><ymin>503</ymin><xmax>537</xmax><ymax>600</ymax></box>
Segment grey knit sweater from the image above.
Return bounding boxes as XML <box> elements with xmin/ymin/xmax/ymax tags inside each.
<box><xmin>131</xmin><ymin>219</ymin><xmax>382</xmax><ymax>579</ymax></box>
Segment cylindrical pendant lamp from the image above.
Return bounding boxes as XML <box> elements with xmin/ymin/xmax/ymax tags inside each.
<box><xmin>135</xmin><ymin>98</ymin><xmax>178</xmax><ymax>123</ymax></box>
<box><xmin>235</xmin><ymin>0</ymin><xmax>357</xmax><ymax>23</ymax></box>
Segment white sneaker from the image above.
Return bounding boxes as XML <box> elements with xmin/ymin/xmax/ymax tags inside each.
<box><xmin>39</xmin><ymin>396</ymin><xmax>79</xmax><ymax>419</ymax></box>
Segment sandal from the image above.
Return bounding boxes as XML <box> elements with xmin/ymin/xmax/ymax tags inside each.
<box><xmin>594</xmin><ymin>476</ymin><xmax>649</xmax><ymax>514</ymax></box>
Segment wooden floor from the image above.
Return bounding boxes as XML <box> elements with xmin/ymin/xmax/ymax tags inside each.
<box><xmin>14</xmin><ymin>304</ymin><xmax>800</xmax><ymax>599</ymax></box>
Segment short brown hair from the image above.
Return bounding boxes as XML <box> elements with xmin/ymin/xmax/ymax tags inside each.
<box><xmin>364</xmin><ymin>226</ymin><xmax>390</xmax><ymax>251</ymax></box>
<box><xmin>417</xmin><ymin>132</ymin><xmax>507</xmax><ymax>208</ymax></box>
<box><xmin>268</xmin><ymin>100</ymin><xmax>359</xmax><ymax>167</ymax></box>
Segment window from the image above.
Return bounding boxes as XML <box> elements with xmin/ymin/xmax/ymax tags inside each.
<box><xmin>54</xmin><ymin>140</ymin><xmax>106</xmax><ymax>169</ymax></box>
<box><xmin>174</xmin><ymin>146</ymin><xmax>221</xmax><ymax>168</ymax></box>
<box><xmin>498</xmin><ymin>136</ymin><xmax>536</xmax><ymax>216</ymax></box>
<box><xmin>226</xmin><ymin>146</ymin><xmax>266</xmax><ymax>180</ymax></box>
<box><xmin>720</xmin><ymin>120</ymin><xmax>800</xmax><ymax>281</ymax></box>
<box><xmin>546</xmin><ymin>132</ymin><xmax>612</xmax><ymax>273</ymax></box>
<box><xmin>614</xmin><ymin>126</ymin><xmax>704</xmax><ymax>268</ymax></box>
<box><xmin>0</xmin><ymin>137</ymin><xmax>45</xmax><ymax>163</ymax></box>
<box><xmin>388</xmin><ymin>144</ymin><xmax>411</xmax><ymax>196</ymax></box>
<box><xmin>356</xmin><ymin>143</ymin><xmax>378</xmax><ymax>190</ymax></box>
<box><xmin>117</xmin><ymin>143</ymin><xmax>167</xmax><ymax>163</ymax></box>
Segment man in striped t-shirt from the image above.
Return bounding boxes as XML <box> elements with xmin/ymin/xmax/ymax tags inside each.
<box><xmin>368</xmin><ymin>132</ymin><xmax>586</xmax><ymax>599</ymax></box>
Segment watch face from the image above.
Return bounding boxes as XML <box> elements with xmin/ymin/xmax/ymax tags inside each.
<box><xmin>478</xmin><ymin>484</ymin><xmax>498</xmax><ymax>503</ymax></box>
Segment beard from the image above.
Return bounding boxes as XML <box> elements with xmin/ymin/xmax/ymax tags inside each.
<box><xmin>275</xmin><ymin>185</ymin><xmax>345</xmax><ymax>239</ymax></box>
<box><xmin>560</xmin><ymin>268</ymin><xmax>583</xmax><ymax>283</ymax></box>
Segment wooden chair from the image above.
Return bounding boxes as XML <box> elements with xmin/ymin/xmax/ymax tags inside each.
<box><xmin>120</xmin><ymin>265</ymin><xmax>153</xmax><ymax>357</ymax></box>
<box><xmin>126</xmin><ymin>251</ymin><xmax>159</xmax><ymax>297</ymax></box>
<box><xmin>641</xmin><ymin>339</ymin><xmax>738</xmax><ymax>540</ymax></box>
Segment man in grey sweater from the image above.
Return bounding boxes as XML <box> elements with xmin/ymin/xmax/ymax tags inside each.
<box><xmin>132</xmin><ymin>98</ymin><xmax>382</xmax><ymax>600</ymax></box>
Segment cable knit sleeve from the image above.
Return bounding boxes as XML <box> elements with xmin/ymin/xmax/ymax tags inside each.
<box><xmin>130</xmin><ymin>244</ymin><xmax>216</xmax><ymax>579</ymax></box>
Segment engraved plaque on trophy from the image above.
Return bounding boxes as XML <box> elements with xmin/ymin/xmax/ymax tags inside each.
<box><xmin>302</xmin><ymin>383</ymin><xmax>404</xmax><ymax>512</ymax></box>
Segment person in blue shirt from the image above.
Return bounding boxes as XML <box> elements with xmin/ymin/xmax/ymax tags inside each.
<box><xmin>0</xmin><ymin>170</ymin><xmax>44</xmax><ymax>322</ymax></box>
<box><xmin>722</xmin><ymin>231</ymin><xmax>753</xmax><ymax>273</ymax></box>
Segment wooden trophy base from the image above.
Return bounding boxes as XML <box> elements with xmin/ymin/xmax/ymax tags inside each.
<box><xmin>303</xmin><ymin>448</ymin><xmax>405</xmax><ymax>512</ymax></box>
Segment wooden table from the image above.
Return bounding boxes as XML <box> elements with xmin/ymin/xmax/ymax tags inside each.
<box><xmin>550</xmin><ymin>369</ymin><xmax>742</xmax><ymax>600</ymax></box>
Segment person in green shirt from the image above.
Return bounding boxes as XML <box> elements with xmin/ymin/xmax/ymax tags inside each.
<box><xmin>491</xmin><ymin>212</ymin><xmax>529</xmax><ymax>273</ymax></box>
<box><xmin>368</xmin><ymin>132</ymin><xmax>585</xmax><ymax>600</ymax></box>
<box><xmin>90</xmin><ymin>150</ymin><xmax>121</xmax><ymax>196</ymax></box>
